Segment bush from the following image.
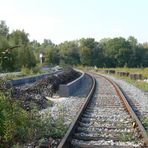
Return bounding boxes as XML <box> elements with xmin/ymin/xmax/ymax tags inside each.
<box><xmin>21</xmin><ymin>66</ymin><xmax>32</xmax><ymax>76</ymax></box>
<box><xmin>21</xmin><ymin>66</ymin><xmax>42</xmax><ymax>76</ymax></box>
<box><xmin>4</xmin><ymin>74</ymin><xmax>16</xmax><ymax>80</ymax></box>
<box><xmin>0</xmin><ymin>92</ymin><xmax>29</xmax><ymax>146</ymax></box>
<box><xmin>0</xmin><ymin>91</ymin><xmax>67</xmax><ymax>147</ymax></box>
<box><xmin>0</xmin><ymin>79</ymin><xmax>67</xmax><ymax>147</ymax></box>
<box><xmin>31</xmin><ymin>66</ymin><xmax>41</xmax><ymax>74</ymax></box>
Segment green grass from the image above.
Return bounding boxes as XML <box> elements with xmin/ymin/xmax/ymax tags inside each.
<box><xmin>113</xmin><ymin>74</ymin><xmax>148</xmax><ymax>92</ymax></box>
<box><xmin>97</xmin><ymin>67</ymin><xmax>148</xmax><ymax>78</ymax></box>
<box><xmin>76</xmin><ymin>66</ymin><xmax>148</xmax><ymax>91</ymax></box>
<box><xmin>142</xmin><ymin>116</ymin><xmax>148</xmax><ymax>133</ymax></box>
<box><xmin>117</xmin><ymin>132</ymin><xmax>134</xmax><ymax>142</ymax></box>
<box><xmin>0</xmin><ymin>86</ymin><xmax>67</xmax><ymax>147</ymax></box>
<box><xmin>91</xmin><ymin>67</ymin><xmax>148</xmax><ymax>92</ymax></box>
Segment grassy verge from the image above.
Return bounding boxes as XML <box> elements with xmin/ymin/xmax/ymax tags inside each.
<box><xmin>96</xmin><ymin>67</ymin><xmax>148</xmax><ymax>78</ymax></box>
<box><xmin>113</xmin><ymin>74</ymin><xmax>148</xmax><ymax>92</ymax></box>
<box><xmin>0</xmin><ymin>65</ymin><xmax>48</xmax><ymax>81</ymax></box>
<box><xmin>76</xmin><ymin>66</ymin><xmax>148</xmax><ymax>91</ymax></box>
<box><xmin>87</xmin><ymin>67</ymin><xmax>148</xmax><ymax>92</ymax></box>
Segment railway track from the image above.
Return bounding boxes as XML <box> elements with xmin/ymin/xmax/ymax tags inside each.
<box><xmin>58</xmin><ymin>73</ymin><xmax>148</xmax><ymax>148</ymax></box>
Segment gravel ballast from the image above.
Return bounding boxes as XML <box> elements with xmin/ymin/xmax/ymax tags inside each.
<box><xmin>40</xmin><ymin>73</ymin><xmax>92</xmax><ymax>126</ymax></box>
<box><xmin>104</xmin><ymin>74</ymin><xmax>148</xmax><ymax>114</ymax></box>
<box><xmin>40</xmin><ymin>96</ymin><xmax>86</xmax><ymax>126</ymax></box>
<box><xmin>101</xmin><ymin>73</ymin><xmax>148</xmax><ymax>131</ymax></box>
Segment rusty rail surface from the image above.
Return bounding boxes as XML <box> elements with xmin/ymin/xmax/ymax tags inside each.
<box><xmin>57</xmin><ymin>72</ymin><xmax>148</xmax><ymax>147</ymax></box>
<box><xmin>96</xmin><ymin>73</ymin><xmax>148</xmax><ymax>146</ymax></box>
<box><xmin>57</xmin><ymin>73</ymin><xmax>96</xmax><ymax>148</ymax></box>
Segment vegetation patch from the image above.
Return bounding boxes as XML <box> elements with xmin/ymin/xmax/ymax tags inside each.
<box><xmin>91</xmin><ymin>67</ymin><xmax>148</xmax><ymax>92</ymax></box>
<box><xmin>0</xmin><ymin>91</ymin><xmax>67</xmax><ymax>147</ymax></box>
<box><xmin>117</xmin><ymin>132</ymin><xmax>134</xmax><ymax>142</ymax></box>
<box><xmin>114</xmin><ymin>74</ymin><xmax>148</xmax><ymax>92</ymax></box>
<box><xmin>142</xmin><ymin>116</ymin><xmax>148</xmax><ymax>133</ymax></box>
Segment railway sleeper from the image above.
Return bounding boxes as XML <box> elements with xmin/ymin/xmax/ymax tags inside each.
<box><xmin>77</xmin><ymin>125</ymin><xmax>135</xmax><ymax>130</ymax></box>
<box><xmin>84</xmin><ymin>109</ymin><xmax>126</xmax><ymax>116</ymax></box>
<box><xmin>73</xmin><ymin>132</ymin><xmax>139</xmax><ymax>142</ymax></box>
<box><xmin>76</xmin><ymin>126</ymin><xmax>134</xmax><ymax>134</ymax></box>
<box><xmin>80</xmin><ymin>117</ymin><xmax>133</xmax><ymax>124</ymax></box>
<box><xmin>86</xmin><ymin>107</ymin><xmax>125</xmax><ymax>111</ymax></box>
<box><xmin>78</xmin><ymin>121</ymin><xmax>134</xmax><ymax>129</ymax></box>
<box><xmin>71</xmin><ymin>139</ymin><xmax>141</xmax><ymax>148</ymax></box>
<box><xmin>81</xmin><ymin>114</ymin><xmax>131</xmax><ymax>120</ymax></box>
<box><xmin>82</xmin><ymin>112</ymin><xmax>130</xmax><ymax>118</ymax></box>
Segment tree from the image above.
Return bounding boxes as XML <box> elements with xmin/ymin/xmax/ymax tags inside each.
<box><xmin>142</xmin><ymin>49</ymin><xmax>148</xmax><ymax>67</ymax></box>
<box><xmin>0</xmin><ymin>21</ymin><xmax>10</xmax><ymax>71</ymax></box>
<box><xmin>46</xmin><ymin>45</ymin><xmax>60</xmax><ymax>65</ymax></box>
<box><xmin>0</xmin><ymin>35</ymin><xmax>10</xmax><ymax>71</ymax></box>
<box><xmin>9</xmin><ymin>30</ymin><xmax>29</xmax><ymax>46</ymax></box>
<box><xmin>17</xmin><ymin>45</ymin><xmax>36</xmax><ymax>69</ymax></box>
<box><xmin>79</xmin><ymin>38</ymin><xmax>103</xmax><ymax>66</ymax></box>
<box><xmin>8</xmin><ymin>30</ymin><xmax>37</xmax><ymax>70</ymax></box>
<box><xmin>41</xmin><ymin>39</ymin><xmax>53</xmax><ymax>48</ymax></box>
<box><xmin>102</xmin><ymin>37</ymin><xmax>130</xmax><ymax>67</ymax></box>
<box><xmin>128</xmin><ymin>36</ymin><xmax>137</xmax><ymax>48</ymax></box>
<box><xmin>80</xmin><ymin>46</ymin><xmax>92</xmax><ymax>65</ymax></box>
<box><xmin>0</xmin><ymin>46</ymin><xmax>20</xmax><ymax>72</ymax></box>
<box><xmin>127</xmin><ymin>46</ymin><xmax>145</xmax><ymax>67</ymax></box>
<box><xmin>59</xmin><ymin>41</ymin><xmax>80</xmax><ymax>65</ymax></box>
<box><xmin>79</xmin><ymin>38</ymin><xmax>105</xmax><ymax>67</ymax></box>
<box><xmin>117</xmin><ymin>48</ymin><xmax>132</xmax><ymax>67</ymax></box>
<box><xmin>30</xmin><ymin>40</ymin><xmax>40</xmax><ymax>49</ymax></box>
<box><xmin>0</xmin><ymin>20</ymin><xmax>9</xmax><ymax>37</ymax></box>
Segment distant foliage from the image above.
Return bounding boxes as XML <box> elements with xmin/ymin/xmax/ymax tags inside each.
<box><xmin>0</xmin><ymin>21</ymin><xmax>36</xmax><ymax>72</ymax></box>
<box><xmin>0</xmin><ymin>20</ymin><xmax>148</xmax><ymax>71</ymax></box>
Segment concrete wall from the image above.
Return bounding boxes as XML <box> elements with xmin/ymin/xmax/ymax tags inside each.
<box><xmin>7</xmin><ymin>70</ymin><xmax>85</xmax><ymax>97</ymax></box>
<box><xmin>58</xmin><ymin>72</ymin><xmax>85</xmax><ymax>97</ymax></box>
<box><xmin>8</xmin><ymin>73</ymin><xmax>49</xmax><ymax>86</ymax></box>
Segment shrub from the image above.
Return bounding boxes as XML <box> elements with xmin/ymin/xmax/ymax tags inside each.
<box><xmin>0</xmin><ymin>88</ymin><xmax>67</xmax><ymax>147</ymax></box>
<box><xmin>0</xmin><ymin>92</ymin><xmax>29</xmax><ymax>146</ymax></box>
<box><xmin>31</xmin><ymin>66</ymin><xmax>41</xmax><ymax>74</ymax></box>
<box><xmin>21</xmin><ymin>66</ymin><xmax>31</xmax><ymax>76</ymax></box>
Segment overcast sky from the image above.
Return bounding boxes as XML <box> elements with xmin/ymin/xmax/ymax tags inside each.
<box><xmin>0</xmin><ymin>0</ymin><xmax>147</xmax><ymax>44</ymax></box>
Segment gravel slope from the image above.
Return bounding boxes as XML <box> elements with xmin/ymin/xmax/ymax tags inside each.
<box><xmin>40</xmin><ymin>74</ymin><xmax>92</xmax><ymax>126</ymax></box>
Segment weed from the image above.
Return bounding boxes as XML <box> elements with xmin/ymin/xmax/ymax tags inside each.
<box><xmin>142</xmin><ymin>116</ymin><xmax>148</xmax><ymax>133</ymax></box>
<box><xmin>118</xmin><ymin>132</ymin><xmax>134</xmax><ymax>141</ymax></box>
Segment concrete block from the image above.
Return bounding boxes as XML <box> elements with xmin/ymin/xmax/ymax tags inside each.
<box><xmin>58</xmin><ymin>72</ymin><xmax>85</xmax><ymax>97</ymax></box>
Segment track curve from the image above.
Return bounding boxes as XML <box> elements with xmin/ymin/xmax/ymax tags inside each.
<box><xmin>58</xmin><ymin>73</ymin><xmax>148</xmax><ymax>148</ymax></box>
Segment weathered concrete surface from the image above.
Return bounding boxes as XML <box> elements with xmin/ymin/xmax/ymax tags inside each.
<box><xmin>8</xmin><ymin>74</ymin><xmax>49</xmax><ymax>86</ymax></box>
<box><xmin>6</xmin><ymin>70</ymin><xmax>84</xmax><ymax>97</ymax></box>
<box><xmin>58</xmin><ymin>72</ymin><xmax>86</xmax><ymax>97</ymax></box>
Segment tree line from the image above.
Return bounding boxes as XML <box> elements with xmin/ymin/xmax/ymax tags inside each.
<box><xmin>0</xmin><ymin>20</ymin><xmax>148</xmax><ymax>72</ymax></box>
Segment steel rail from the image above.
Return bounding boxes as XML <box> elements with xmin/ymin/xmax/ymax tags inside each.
<box><xmin>57</xmin><ymin>73</ymin><xmax>96</xmax><ymax>148</ymax></box>
<box><xmin>95</xmin><ymin>73</ymin><xmax>148</xmax><ymax>146</ymax></box>
<box><xmin>57</xmin><ymin>72</ymin><xmax>148</xmax><ymax>147</ymax></box>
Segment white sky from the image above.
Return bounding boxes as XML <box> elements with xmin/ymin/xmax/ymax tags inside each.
<box><xmin>0</xmin><ymin>0</ymin><xmax>148</xmax><ymax>44</ymax></box>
